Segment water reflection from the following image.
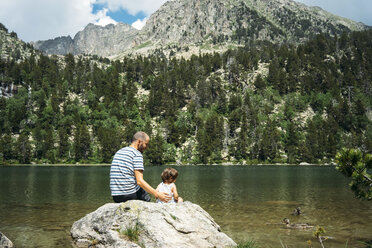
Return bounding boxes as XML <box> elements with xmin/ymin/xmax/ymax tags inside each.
<box><xmin>0</xmin><ymin>166</ymin><xmax>371</xmax><ymax>248</ymax></box>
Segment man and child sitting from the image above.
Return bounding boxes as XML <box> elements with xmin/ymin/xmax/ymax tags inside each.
<box><xmin>110</xmin><ymin>131</ymin><xmax>183</xmax><ymax>204</ymax></box>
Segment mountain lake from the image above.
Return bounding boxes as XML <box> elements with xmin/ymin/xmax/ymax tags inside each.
<box><xmin>0</xmin><ymin>165</ymin><xmax>371</xmax><ymax>248</ymax></box>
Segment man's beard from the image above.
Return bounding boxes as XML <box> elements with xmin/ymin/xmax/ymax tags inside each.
<box><xmin>138</xmin><ymin>143</ymin><xmax>146</xmax><ymax>153</ymax></box>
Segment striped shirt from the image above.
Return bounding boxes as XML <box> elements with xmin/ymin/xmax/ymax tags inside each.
<box><xmin>110</xmin><ymin>146</ymin><xmax>144</xmax><ymax>196</ymax></box>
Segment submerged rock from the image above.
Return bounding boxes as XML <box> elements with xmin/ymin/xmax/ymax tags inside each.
<box><xmin>71</xmin><ymin>201</ymin><xmax>236</xmax><ymax>248</ymax></box>
<box><xmin>0</xmin><ymin>232</ymin><xmax>13</xmax><ymax>248</ymax></box>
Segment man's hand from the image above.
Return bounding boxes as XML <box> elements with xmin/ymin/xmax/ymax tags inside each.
<box><xmin>156</xmin><ymin>191</ymin><xmax>172</xmax><ymax>203</ymax></box>
<box><xmin>135</xmin><ymin>170</ymin><xmax>172</xmax><ymax>202</ymax></box>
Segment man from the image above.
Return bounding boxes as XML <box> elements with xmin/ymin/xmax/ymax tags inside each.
<box><xmin>110</xmin><ymin>131</ymin><xmax>171</xmax><ymax>203</ymax></box>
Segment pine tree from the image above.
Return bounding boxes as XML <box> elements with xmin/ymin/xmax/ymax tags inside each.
<box><xmin>97</xmin><ymin>126</ymin><xmax>122</xmax><ymax>163</ymax></box>
<box><xmin>145</xmin><ymin>132</ymin><xmax>165</xmax><ymax>165</ymax></box>
<box><xmin>57</xmin><ymin>127</ymin><xmax>70</xmax><ymax>160</ymax></box>
<box><xmin>74</xmin><ymin>122</ymin><xmax>91</xmax><ymax>162</ymax></box>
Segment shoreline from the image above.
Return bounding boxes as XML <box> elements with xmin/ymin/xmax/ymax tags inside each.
<box><xmin>0</xmin><ymin>163</ymin><xmax>111</xmax><ymax>167</ymax></box>
<box><xmin>0</xmin><ymin>162</ymin><xmax>334</xmax><ymax>167</ymax></box>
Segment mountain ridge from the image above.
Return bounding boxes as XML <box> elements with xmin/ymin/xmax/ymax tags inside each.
<box><xmin>33</xmin><ymin>0</ymin><xmax>369</xmax><ymax>58</ymax></box>
<box><xmin>33</xmin><ymin>22</ymin><xmax>138</xmax><ymax>58</ymax></box>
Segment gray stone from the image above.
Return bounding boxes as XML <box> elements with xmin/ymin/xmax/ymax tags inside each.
<box><xmin>71</xmin><ymin>201</ymin><xmax>236</xmax><ymax>248</ymax></box>
<box><xmin>0</xmin><ymin>232</ymin><xmax>13</xmax><ymax>248</ymax></box>
<box><xmin>34</xmin><ymin>23</ymin><xmax>138</xmax><ymax>57</ymax></box>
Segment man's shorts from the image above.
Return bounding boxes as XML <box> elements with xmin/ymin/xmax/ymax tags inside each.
<box><xmin>112</xmin><ymin>187</ymin><xmax>151</xmax><ymax>203</ymax></box>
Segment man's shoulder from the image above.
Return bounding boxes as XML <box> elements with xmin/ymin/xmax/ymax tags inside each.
<box><xmin>116</xmin><ymin>147</ymin><xmax>141</xmax><ymax>157</ymax></box>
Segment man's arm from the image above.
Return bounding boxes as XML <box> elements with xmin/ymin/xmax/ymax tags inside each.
<box><xmin>155</xmin><ymin>185</ymin><xmax>160</xmax><ymax>200</ymax></box>
<box><xmin>134</xmin><ymin>170</ymin><xmax>171</xmax><ymax>202</ymax></box>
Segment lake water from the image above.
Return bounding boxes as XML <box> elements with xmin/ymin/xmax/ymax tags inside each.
<box><xmin>0</xmin><ymin>166</ymin><xmax>371</xmax><ymax>248</ymax></box>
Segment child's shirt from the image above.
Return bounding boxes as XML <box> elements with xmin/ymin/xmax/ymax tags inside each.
<box><xmin>156</xmin><ymin>182</ymin><xmax>176</xmax><ymax>203</ymax></box>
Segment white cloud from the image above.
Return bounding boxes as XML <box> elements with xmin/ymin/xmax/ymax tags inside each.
<box><xmin>0</xmin><ymin>0</ymin><xmax>168</xmax><ymax>42</ymax></box>
<box><xmin>95</xmin><ymin>8</ymin><xmax>117</xmax><ymax>26</ymax></box>
<box><xmin>0</xmin><ymin>0</ymin><xmax>117</xmax><ymax>42</ymax></box>
<box><xmin>95</xmin><ymin>0</ymin><xmax>168</xmax><ymax>16</ymax></box>
<box><xmin>132</xmin><ymin>18</ymin><xmax>148</xmax><ymax>30</ymax></box>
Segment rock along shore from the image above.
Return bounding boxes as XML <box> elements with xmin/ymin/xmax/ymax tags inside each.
<box><xmin>71</xmin><ymin>201</ymin><xmax>236</xmax><ymax>248</ymax></box>
<box><xmin>0</xmin><ymin>232</ymin><xmax>13</xmax><ymax>248</ymax></box>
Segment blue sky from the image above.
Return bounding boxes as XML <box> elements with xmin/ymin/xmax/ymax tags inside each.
<box><xmin>92</xmin><ymin>3</ymin><xmax>147</xmax><ymax>25</ymax></box>
<box><xmin>0</xmin><ymin>0</ymin><xmax>371</xmax><ymax>42</ymax></box>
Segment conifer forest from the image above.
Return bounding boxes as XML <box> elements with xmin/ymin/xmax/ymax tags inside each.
<box><xmin>1</xmin><ymin>28</ymin><xmax>371</xmax><ymax>165</ymax></box>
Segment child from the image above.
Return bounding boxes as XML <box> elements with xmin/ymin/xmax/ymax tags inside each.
<box><xmin>156</xmin><ymin>168</ymin><xmax>183</xmax><ymax>203</ymax></box>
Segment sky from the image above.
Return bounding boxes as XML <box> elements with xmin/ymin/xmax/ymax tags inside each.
<box><xmin>0</xmin><ymin>0</ymin><xmax>371</xmax><ymax>42</ymax></box>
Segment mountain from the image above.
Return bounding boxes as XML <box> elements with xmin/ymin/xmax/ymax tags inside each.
<box><xmin>138</xmin><ymin>0</ymin><xmax>367</xmax><ymax>45</ymax></box>
<box><xmin>33</xmin><ymin>23</ymin><xmax>138</xmax><ymax>58</ymax></box>
<box><xmin>34</xmin><ymin>0</ymin><xmax>368</xmax><ymax>58</ymax></box>
<box><xmin>32</xmin><ymin>35</ymin><xmax>74</xmax><ymax>55</ymax></box>
<box><xmin>0</xmin><ymin>23</ymin><xmax>38</xmax><ymax>98</ymax></box>
<box><xmin>0</xmin><ymin>23</ymin><xmax>36</xmax><ymax>61</ymax></box>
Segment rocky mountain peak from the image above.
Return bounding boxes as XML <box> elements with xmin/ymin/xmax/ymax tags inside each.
<box><xmin>136</xmin><ymin>0</ymin><xmax>367</xmax><ymax>46</ymax></box>
<box><xmin>33</xmin><ymin>22</ymin><xmax>138</xmax><ymax>57</ymax></box>
<box><xmin>33</xmin><ymin>0</ymin><xmax>369</xmax><ymax>58</ymax></box>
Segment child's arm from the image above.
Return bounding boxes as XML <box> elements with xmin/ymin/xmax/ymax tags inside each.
<box><xmin>171</xmin><ymin>184</ymin><xmax>183</xmax><ymax>202</ymax></box>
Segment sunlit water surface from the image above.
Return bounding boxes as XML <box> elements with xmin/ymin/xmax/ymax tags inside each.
<box><xmin>0</xmin><ymin>166</ymin><xmax>371</xmax><ymax>248</ymax></box>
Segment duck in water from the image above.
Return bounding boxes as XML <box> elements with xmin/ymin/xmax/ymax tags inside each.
<box><xmin>291</xmin><ymin>207</ymin><xmax>302</xmax><ymax>215</ymax></box>
<box><xmin>282</xmin><ymin>218</ymin><xmax>313</xmax><ymax>229</ymax></box>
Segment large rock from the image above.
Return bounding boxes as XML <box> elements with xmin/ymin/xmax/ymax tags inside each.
<box><xmin>71</xmin><ymin>201</ymin><xmax>236</xmax><ymax>248</ymax></box>
<box><xmin>0</xmin><ymin>232</ymin><xmax>13</xmax><ymax>248</ymax></box>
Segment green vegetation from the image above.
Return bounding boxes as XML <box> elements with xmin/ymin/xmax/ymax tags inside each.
<box><xmin>313</xmin><ymin>226</ymin><xmax>326</xmax><ymax>248</ymax></box>
<box><xmin>235</xmin><ymin>239</ymin><xmax>258</xmax><ymax>248</ymax></box>
<box><xmin>135</xmin><ymin>41</ymin><xmax>152</xmax><ymax>50</ymax></box>
<box><xmin>335</xmin><ymin>148</ymin><xmax>372</xmax><ymax>200</ymax></box>
<box><xmin>119</xmin><ymin>222</ymin><xmax>141</xmax><ymax>242</ymax></box>
<box><xmin>0</xmin><ymin>29</ymin><xmax>371</xmax><ymax>165</ymax></box>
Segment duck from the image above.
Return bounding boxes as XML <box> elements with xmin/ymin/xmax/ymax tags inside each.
<box><xmin>282</xmin><ymin>218</ymin><xmax>314</xmax><ymax>229</ymax></box>
<box><xmin>291</xmin><ymin>207</ymin><xmax>302</xmax><ymax>215</ymax></box>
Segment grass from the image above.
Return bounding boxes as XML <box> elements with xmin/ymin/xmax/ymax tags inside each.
<box><xmin>236</xmin><ymin>239</ymin><xmax>259</xmax><ymax>248</ymax></box>
<box><xmin>135</xmin><ymin>41</ymin><xmax>152</xmax><ymax>50</ymax></box>
<box><xmin>119</xmin><ymin>221</ymin><xmax>141</xmax><ymax>243</ymax></box>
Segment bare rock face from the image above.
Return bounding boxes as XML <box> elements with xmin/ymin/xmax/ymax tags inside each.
<box><xmin>33</xmin><ymin>0</ymin><xmax>369</xmax><ymax>57</ymax></box>
<box><xmin>33</xmin><ymin>23</ymin><xmax>138</xmax><ymax>57</ymax></box>
<box><xmin>137</xmin><ymin>0</ymin><xmax>367</xmax><ymax>47</ymax></box>
<box><xmin>73</xmin><ymin>23</ymin><xmax>138</xmax><ymax>57</ymax></box>
<box><xmin>32</xmin><ymin>36</ymin><xmax>74</xmax><ymax>55</ymax></box>
<box><xmin>70</xmin><ymin>201</ymin><xmax>236</xmax><ymax>248</ymax></box>
<box><xmin>0</xmin><ymin>232</ymin><xmax>13</xmax><ymax>248</ymax></box>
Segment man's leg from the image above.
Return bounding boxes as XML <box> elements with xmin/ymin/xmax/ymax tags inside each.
<box><xmin>113</xmin><ymin>188</ymin><xmax>150</xmax><ymax>203</ymax></box>
<box><xmin>136</xmin><ymin>187</ymin><xmax>151</xmax><ymax>202</ymax></box>
<box><xmin>112</xmin><ymin>192</ymin><xmax>137</xmax><ymax>203</ymax></box>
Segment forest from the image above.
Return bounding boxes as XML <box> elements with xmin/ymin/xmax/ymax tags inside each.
<box><xmin>0</xmin><ymin>29</ymin><xmax>371</xmax><ymax>165</ymax></box>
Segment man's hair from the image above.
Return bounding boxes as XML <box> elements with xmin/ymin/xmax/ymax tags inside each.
<box><xmin>132</xmin><ymin>131</ymin><xmax>149</xmax><ymax>143</ymax></box>
<box><xmin>161</xmin><ymin>168</ymin><xmax>178</xmax><ymax>183</ymax></box>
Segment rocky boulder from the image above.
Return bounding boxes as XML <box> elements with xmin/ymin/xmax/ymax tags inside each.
<box><xmin>71</xmin><ymin>201</ymin><xmax>236</xmax><ymax>248</ymax></box>
<box><xmin>0</xmin><ymin>232</ymin><xmax>13</xmax><ymax>248</ymax></box>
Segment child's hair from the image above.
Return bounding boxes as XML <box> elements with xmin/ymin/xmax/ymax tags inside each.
<box><xmin>161</xmin><ymin>168</ymin><xmax>178</xmax><ymax>183</ymax></box>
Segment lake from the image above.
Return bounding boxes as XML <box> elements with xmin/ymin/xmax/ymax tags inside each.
<box><xmin>0</xmin><ymin>165</ymin><xmax>371</xmax><ymax>247</ymax></box>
